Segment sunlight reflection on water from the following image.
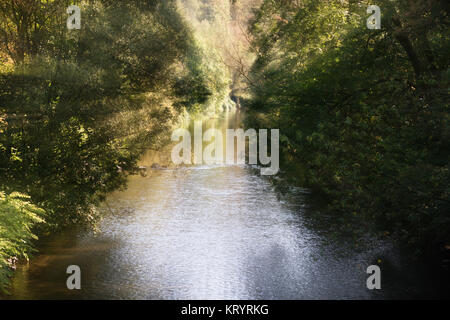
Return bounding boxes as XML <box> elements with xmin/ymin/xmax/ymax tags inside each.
<box><xmin>5</xmin><ymin>111</ymin><xmax>444</xmax><ymax>300</ymax></box>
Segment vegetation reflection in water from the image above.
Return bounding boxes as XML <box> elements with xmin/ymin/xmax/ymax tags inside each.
<box><xmin>4</xmin><ymin>112</ymin><xmax>445</xmax><ymax>300</ymax></box>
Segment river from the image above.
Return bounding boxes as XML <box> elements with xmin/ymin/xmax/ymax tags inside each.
<box><xmin>3</xmin><ymin>111</ymin><xmax>448</xmax><ymax>299</ymax></box>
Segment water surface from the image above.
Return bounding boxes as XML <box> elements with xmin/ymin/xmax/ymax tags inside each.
<box><xmin>3</xmin><ymin>111</ymin><xmax>447</xmax><ymax>299</ymax></box>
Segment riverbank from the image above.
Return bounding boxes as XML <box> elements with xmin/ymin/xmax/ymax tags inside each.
<box><xmin>243</xmin><ymin>107</ymin><xmax>450</xmax><ymax>285</ymax></box>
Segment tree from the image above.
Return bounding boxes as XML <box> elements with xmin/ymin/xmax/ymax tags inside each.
<box><xmin>246</xmin><ymin>0</ymin><xmax>449</xmax><ymax>249</ymax></box>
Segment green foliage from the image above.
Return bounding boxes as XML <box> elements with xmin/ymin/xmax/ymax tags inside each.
<box><xmin>0</xmin><ymin>1</ymin><xmax>188</xmax><ymax>227</ymax></box>
<box><xmin>247</xmin><ymin>0</ymin><xmax>450</xmax><ymax>249</ymax></box>
<box><xmin>0</xmin><ymin>0</ymin><xmax>222</xmax><ymax>291</ymax></box>
<box><xmin>178</xmin><ymin>0</ymin><xmax>239</xmax><ymax>112</ymax></box>
<box><xmin>0</xmin><ymin>192</ymin><xmax>44</xmax><ymax>293</ymax></box>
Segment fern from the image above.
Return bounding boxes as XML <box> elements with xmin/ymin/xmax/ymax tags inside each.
<box><xmin>0</xmin><ymin>192</ymin><xmax>45</xmax><ymax>293</ymax></box>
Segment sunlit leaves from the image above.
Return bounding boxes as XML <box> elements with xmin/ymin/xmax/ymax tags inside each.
<box><xmin>246</xmin><ymin>0</ymin><xmax>450</xmax><ymax>249</ymax></box>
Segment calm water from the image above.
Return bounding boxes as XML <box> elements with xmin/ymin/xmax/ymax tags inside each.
<box><xmin>3</xmin><ymin>111</ymin><xmax>448</xmax><ymax>299</ymax></box>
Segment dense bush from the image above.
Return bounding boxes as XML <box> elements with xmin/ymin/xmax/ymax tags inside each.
<box><xmin>246</xmin><ymin>0</ymin><xmax>449</xmax><ymax>250</ymax></box>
